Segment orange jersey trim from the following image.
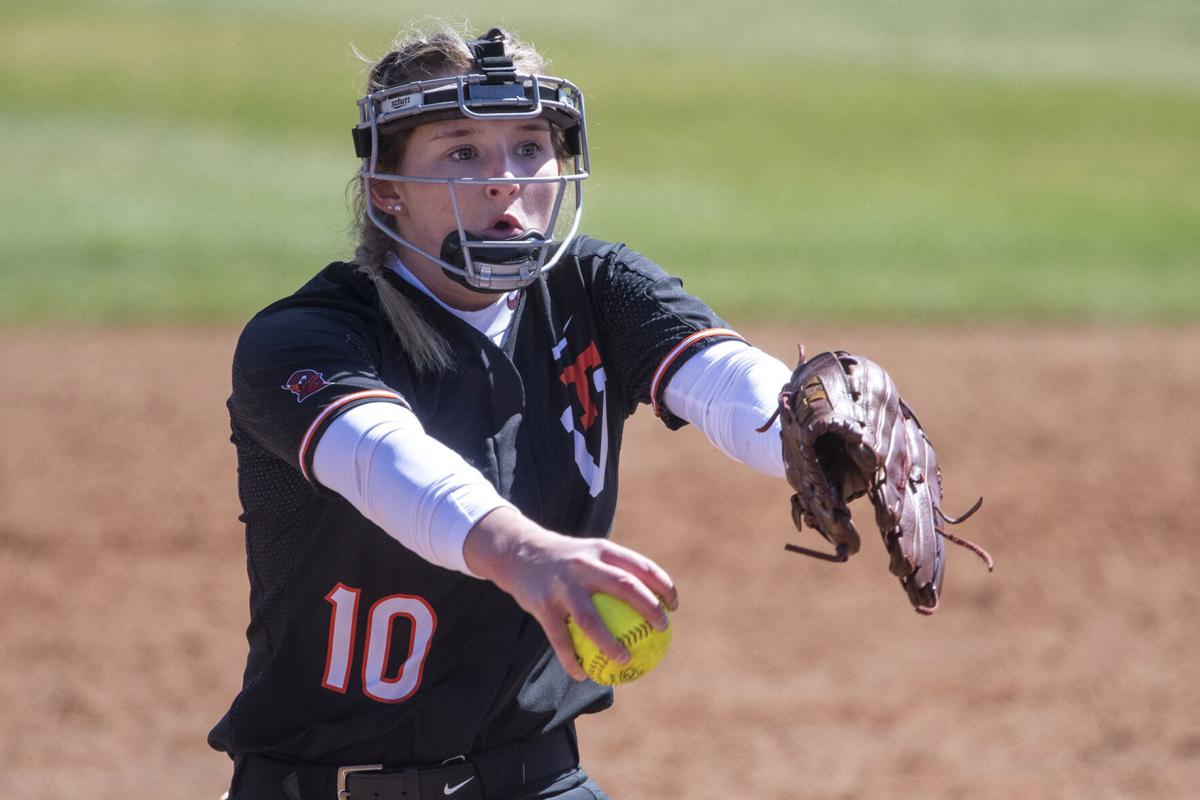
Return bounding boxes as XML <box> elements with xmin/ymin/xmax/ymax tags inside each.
<box><xmin>649</xmin><ymin>327</ymin><xmax>746</xmax><ymax>416</ymax></box>
<box><xmin>298</xmin><ymin>389</ymin><xmax>408</xmax><ymax>482</ymax></box>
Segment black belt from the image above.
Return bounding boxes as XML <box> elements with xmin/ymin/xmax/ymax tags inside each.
<box><xmin>233</xmin><ymin>724</ymin><xmax>580</xmax><ymax>800</ymax></box>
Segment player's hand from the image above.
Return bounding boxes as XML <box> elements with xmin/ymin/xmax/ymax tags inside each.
<box><xmin>463</xmin><ymin>506</ymin><xmax>678</xmax><ymax>681</ymax></box>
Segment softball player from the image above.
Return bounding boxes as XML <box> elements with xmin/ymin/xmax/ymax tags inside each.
<box><xmin>212</xmin><ymin>25</ymin><xmax>793</xmax><ymax>800</ymax></box>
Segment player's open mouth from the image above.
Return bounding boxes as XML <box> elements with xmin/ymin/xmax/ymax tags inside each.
<box><xmin>474</xmin><ymin>215</ymin><xmax>530</xmax><ymax>240</ymax></box>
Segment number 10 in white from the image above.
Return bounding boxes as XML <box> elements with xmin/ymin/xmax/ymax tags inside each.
<box><xmin>322</xmin><ymin>583</ymin><xmax>437</xmax><ymax>704</ymax></box>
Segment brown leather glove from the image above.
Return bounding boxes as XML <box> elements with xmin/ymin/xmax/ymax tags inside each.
<box><xmin>762</xmin><ymin>348</ymin><xmax>991</xmax><ymax>614</ymax></box>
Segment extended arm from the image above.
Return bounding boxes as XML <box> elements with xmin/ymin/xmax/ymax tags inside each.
<box><xmin>662</xmin><ymin>339</ymin><xmax>791</xmax><ymax>479</ymax></box>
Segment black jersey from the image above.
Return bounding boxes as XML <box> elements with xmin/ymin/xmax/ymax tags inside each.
<box><xmin>209</xmin><ymin>235</ymin><xmax>741</xmax><ymax>765</ymax></box>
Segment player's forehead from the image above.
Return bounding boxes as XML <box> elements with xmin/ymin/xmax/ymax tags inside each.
<box><xmin>410</xmin><ymin>117</ymin><xmax>553</xmax><ymax>146</ymax></box>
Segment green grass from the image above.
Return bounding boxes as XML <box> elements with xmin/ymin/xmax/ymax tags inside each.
<box><xmin>2</xmin><ymin>1</ymin><xmax>1198</xmax><ymax>323</ymax></box>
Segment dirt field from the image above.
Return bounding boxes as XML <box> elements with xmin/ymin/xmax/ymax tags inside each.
<box><xmin>2</xmin><ymin>325</ymin><xmax>1197</xmax><ymax>799</ymax></box>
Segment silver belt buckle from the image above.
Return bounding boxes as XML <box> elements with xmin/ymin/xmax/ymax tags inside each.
<box><xmin>336</xmin><ymin>764</ymin><xmax>383</xmax><ymax>800</ymax></box>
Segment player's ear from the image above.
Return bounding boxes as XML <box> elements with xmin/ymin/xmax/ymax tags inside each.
<box><xmin>369</xmin><ymin>179</ymin><xmax>408</xmax><ymax>217</ymax></box>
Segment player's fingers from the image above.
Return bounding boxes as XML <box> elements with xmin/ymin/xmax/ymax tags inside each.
<box><xmin>582</xmin><ymin>563</ymin><xmax>672</xmax><ymax>634</ymax></box>
<box><xmin>597</xmin><ymin>545</ymin><xmax>678</xmax><ymax>618</ymax></box>
<box><xmin>565</xmin><ymin>592</ymin><xmax>632</xmax><ymax>665</ymax></box>
<box><xmin>536</xmin><ymin>609</ymin><xmax>590</xmax><ymax>681</ymax></box>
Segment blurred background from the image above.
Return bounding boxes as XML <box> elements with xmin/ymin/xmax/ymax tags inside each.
<box><xmin>4</xmin><ymin>0</ymin><xmax>1198</xmax><ymax>323</ymax></box>
<box><xmin>1</xmin><ymin>2</ymin><xmax>1198</xmax><ymax>798</ymax></box>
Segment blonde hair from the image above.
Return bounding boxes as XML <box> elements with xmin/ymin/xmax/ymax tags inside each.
<box><xmin>350</xmin><ymin>24</ymin><xmax>550</xmax><ymax>373</ymax></box>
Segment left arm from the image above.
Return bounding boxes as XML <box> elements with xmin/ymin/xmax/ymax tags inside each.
<box><xmin>661</xmin><ymin>339</ymin><xmax>791</xmax><ymax>479</ymax></box>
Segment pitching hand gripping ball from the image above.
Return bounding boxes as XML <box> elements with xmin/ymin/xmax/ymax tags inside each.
<box><xmin>567</xmin><ymin>593</ymin><xmax>672</xmax><ymax>685</ymax></box>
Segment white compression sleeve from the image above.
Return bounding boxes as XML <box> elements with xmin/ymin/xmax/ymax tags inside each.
<box><xmin>312</xmin><ymin>402</ymin><xmax>515</xmax><ymax>576</ymax></box>
<box><xmin>662</xmin><ymin>339</ymin><xmax>791</xmax><ymax>479</ymax></box>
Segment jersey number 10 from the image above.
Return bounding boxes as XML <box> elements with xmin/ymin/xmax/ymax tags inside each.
<box><xmin>321</xmin><ymin>583</ymin><xmax>437</xmax><ymax>703</ymax></box>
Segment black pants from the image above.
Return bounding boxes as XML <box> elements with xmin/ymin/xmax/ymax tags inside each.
<box><xmin>229</xmin><ymin>765</ymin><xmax>606</xmax><ymax>800</ymax></box>
<box><xmin>485</xmin><ymin>768</ymin><xmax>606</xmax><ymax>800</ymax></box>
<box><xmin>226</xmin><ymin>726</ymin><xmax>607</xmax><ymax>800</ymax></box>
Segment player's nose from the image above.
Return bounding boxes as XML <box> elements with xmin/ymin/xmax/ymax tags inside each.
<box><xmin>485</xmin><ymin>174</ymin><xmax>520</xmax><ymax>200</ymax></box>
<box><xmin>482</xmin><ymin>153</ymin><xmax>521</xmax><ymax>200</ymax></box>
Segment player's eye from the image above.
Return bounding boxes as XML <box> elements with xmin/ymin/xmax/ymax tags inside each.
<box><xmin>448</xmin><ymin>146</ymin><xmax>477</xmax><ymax>162</ymax></box>
<box><xmin>516</xmin><ymin>141</ymin><xmax>543</xmax><ymax>158</ymax></box>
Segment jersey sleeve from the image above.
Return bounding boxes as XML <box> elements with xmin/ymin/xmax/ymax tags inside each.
<box><xmin>229</xmin><ymin>306</ymin><xmax>410</xmax><ymax>482</ymax></box>
<box><xmin>590</xmin><ymin>242</ymin><xmax>746</xmax><ymax>429</ymax></box>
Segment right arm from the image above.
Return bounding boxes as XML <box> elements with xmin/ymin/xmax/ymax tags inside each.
<box><xmin>463</xmin><ymin>506</ymin><xmax>676</xmax><ymax>682</ymax></box>
<box><xmin>312</xmin><ymin>402</ymin><xmax>676</xmax><ymax>681</ymax></box>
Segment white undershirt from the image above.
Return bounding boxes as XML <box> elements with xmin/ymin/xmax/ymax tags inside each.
<box><xmin>314</xmin><ymin>264</ymin><xmax>790</xmax><ymax>574</ymax></box>
<box><xmin>387</xmin><ymin>252</ymin><xmax>518</xmax><ymax>347</ymax></box>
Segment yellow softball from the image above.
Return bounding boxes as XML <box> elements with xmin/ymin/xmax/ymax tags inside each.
<box><xmin>567</xmin><ymin>593</ymin><xmax>672</xmax><ymax>685</ymax></box>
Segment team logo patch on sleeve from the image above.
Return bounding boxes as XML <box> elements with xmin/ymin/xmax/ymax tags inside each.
<box><xmin>283</xmin><ymin>369</ymin><xmax>331</xmax><ymax>402</ymax></box>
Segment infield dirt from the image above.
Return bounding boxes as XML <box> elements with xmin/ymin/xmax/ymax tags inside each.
<box><xmin>2</xmin><ymin>325</ymin><xmax>1197</xmax><ymax>799</ymax></box>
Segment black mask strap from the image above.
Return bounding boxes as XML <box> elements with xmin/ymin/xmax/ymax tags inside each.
<box><xmin>469</xmin><ymin>28</ymin><xmax>516</xmax><ymax>85</ymax></box>
<box><xmin>438</xmin><ymin>230</ymin><xmax>551</xmax><ymax>293</ymax></box>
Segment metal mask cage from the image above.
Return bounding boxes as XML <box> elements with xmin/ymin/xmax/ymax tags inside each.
<box><xmin>353</xmin><ymin>72</ymin><xmax>590</xmax><ymax>292</ymax></box>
